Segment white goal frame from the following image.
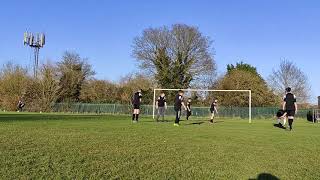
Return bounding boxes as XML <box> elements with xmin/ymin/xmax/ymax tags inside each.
<box><xmin>153</xmin><ymin>89</ymin><xmax>252</xmax><ymax>123</ymax></box>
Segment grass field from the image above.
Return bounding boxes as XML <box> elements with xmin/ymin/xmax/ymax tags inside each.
<box><xmin>0</xmin><ymin>113</ymin><xmax>319</xmax><ymax>179</ymax></box>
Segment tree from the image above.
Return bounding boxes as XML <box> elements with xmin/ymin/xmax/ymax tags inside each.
<box><xmin>39</xmin><ymin>63</ymin><xmax>60</xmax><ymax>111</ymax></box>
<box><xmin>268</xmin><ymin>59</ymin><xmax>310</xmax><ymax>103</ymax></box>
<box><xmin>214</xmin><ymin>67</ymin><xmax>277</xmax><ymax>107</ymax></box>
<box><xmin>118</xmin><ymin>73</ymin><xmax>154</xmax><ymax>105</ymax></box>
<box><xmin>80</xmin><ymin>79</ymin><xmax>118</xmax><ymax>103</ymax></box>
<box><xmin>0</xmin><ymin>63</ymin><xmax>30</xmax><ymax>111</ymax></box>
<box><xmin>57</xmin><ymin>52</ymin><xmax>95</xmax><ymax>102</ymax></box>
<box><xmin>132</xmin><ymin>24</ymin><xmax>216</xmax><ymax>89</ymax></box>
<box><xmin>23</xmin><ymin>62</ymin><xmax>61</xmax><ymax>112</ymax></box>
<box><xmin>227</xmin><ymin>61</ymin><xmax>260</xmax><ymax>77</ymax></box>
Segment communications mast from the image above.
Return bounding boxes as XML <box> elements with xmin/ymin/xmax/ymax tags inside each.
<box><xmin>23</xmin><ymin>32</ymin><xmax>45</xmax><ymax>77</ymax></box>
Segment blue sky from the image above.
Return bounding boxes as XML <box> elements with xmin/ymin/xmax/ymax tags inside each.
<box><xmin>0</xmin><ymin>0</ymin><xmax>319</xmax><ymax>103</ymax></box>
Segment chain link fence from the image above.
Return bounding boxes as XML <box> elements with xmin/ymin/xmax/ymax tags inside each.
<box><xmin>51</xmin><ymin>103</ymin><xmax>310</xmax><ymax>119</ymax></box>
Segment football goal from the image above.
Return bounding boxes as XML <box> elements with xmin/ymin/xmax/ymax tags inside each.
<box><xmin>153</xmin><ymin>89</ymin><xmax>252</xmax><ymax>123</ymax></box>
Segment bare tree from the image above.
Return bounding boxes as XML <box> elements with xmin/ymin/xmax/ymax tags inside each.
<box><xmin>132</xmin><ymin>24</ymin><xmax>216</xmax><ymax>89</ymax></box>
<box><xmin>0</xmin><ymin>63</ymin><xmax>30</xmax><ymax>111</ymax></box>
<box><xmin>268</xmin><ymin>59</ymin><xmax>311</xmax><ymax>103</ymax></box>
<box><xmin>57</xmin><ymin>51</ymin><xmax>95</xmax><ymax>102</ymax></box>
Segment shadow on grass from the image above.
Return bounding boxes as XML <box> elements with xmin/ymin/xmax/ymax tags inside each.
<box><xmin>0</xmin><ymin>113</ymin><xmax>105</xmax><ymax>122</ymax></box>
<box><xmin>273</xmin><ymin>123</ymin><xmax>286</xmax><ymax>130</ymax></box>
<box><xmin>185</xmin><ymin>122</ymin><xmax>205</xmax><ymax>125</ymax></box>
<box><xmin>249</xmin><ymin>173</ymin><xmax>280</xmax><ymax>180</ymax></box>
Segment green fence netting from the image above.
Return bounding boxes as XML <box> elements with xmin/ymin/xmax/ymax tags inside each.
<box><xmin>51</xmin><ymin>103</ymin><xmax>310</xmax><ymax>119</ymax></box>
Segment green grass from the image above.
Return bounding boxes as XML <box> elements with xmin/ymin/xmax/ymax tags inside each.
<box><xmin>0</xmin><ymin>113</ymin><xmax>319</xmax><ymax>179</ymax></box>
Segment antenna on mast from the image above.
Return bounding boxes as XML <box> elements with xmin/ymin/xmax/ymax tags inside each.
<box><xmin>23</xmin><ymin>31</ymin><xmax>46</xmax><ymax>78</ymax></box>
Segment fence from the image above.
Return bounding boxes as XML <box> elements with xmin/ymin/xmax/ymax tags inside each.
<box><xmin>52</xmin><ymin>103</ymin><xmax>310</xmax><ymax>119</ymax></box>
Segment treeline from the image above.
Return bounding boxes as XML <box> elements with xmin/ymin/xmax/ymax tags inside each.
<box><xmin>0</xmin><ymin>51</ymin><xmax>305</xmax><ymax>113</ymax></box>
<box><xmin>0</xmin><ymin>52</ymin><xmax>155</xmax><ymax>112</ymax></box>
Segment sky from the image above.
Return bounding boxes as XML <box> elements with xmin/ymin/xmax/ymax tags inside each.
<box><xmin>0</xmin><ymin>0</ymin><xmax>319</xmax><ymax>103</ymax></box>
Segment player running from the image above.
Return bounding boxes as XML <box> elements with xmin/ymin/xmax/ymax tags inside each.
<box><xmin>283</xmin><ymin>87</ymin><xmax>298</xmax><ymax>131</ymax></box>
<box><xmin>174</xmin><ymin>90</ymin><xmax>187</xmax><ymax>126</ymax></box>
<box><xmin>186</xmin><ymin>98</ymin><xmax>192</xmax><ymax>120</ymax></box>
<box><xmin>210</xmin><ymin>99</ymin><xmax>218</xmax><ymax>123</ymax></box>
<box><xmin>132</xmin><ymin>89</ymin><xmax>142</xmax><ymax>123</ymax></box>
<box><xmin>156</xmin><ymin>92</ymin><xmax>167</xmax><ymax>122</ymax></box>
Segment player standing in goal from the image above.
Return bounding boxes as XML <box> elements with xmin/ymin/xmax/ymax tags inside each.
<box><xmin>186</xmin><ymin>98</ymin><xmax>192</xmax><ymax>120</ymax></box>
<box><xmin>283</xmin><ymin>87</ymin><xmax>298</xmax><ymax>131</ymax></box>
<box><xmin>174</xmin><ymin>90</ymin><xmax>187</xmax><ymax>126</ymax></box>
<box><xmin>156</xmin><ymin>92</ymin><xmax>167</xmax><ymax>122</ymax></box>
<box><xmin>132</xmin><ymin>89</ymin><xmax>142</xmax><ymax>123</ymax></box>
<box><xmin>210</xmin><ymin>99</ymin><xmax>218</xmax><ymax>123</ymax></box>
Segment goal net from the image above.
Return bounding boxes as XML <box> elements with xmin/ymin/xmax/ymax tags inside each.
<box><xmin>153</xmin><ymin>89</ymin><xmax>252</xmax><ymax>123</ymax></box>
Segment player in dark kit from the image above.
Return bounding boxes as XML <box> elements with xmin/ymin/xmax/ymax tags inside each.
<box><xmin>174</xmin><ymin>90</ymin><xmax>187</xmax><ymax>126</ymax></box>
<box><xmin>156</xmin><ymin>92</ymin><xmax>167</xmax><ymax>122</ymax></box>
<box><xmin>210</xmin><ymin>99</ymin><xmax>218</xmax><ymax>123</ymax></box>
<box><xmin>132</xmin><ymin>89</ymin><xmax>142</xmax><ymax>123</ymax></box>
<box><xmin>186</xmin><ymin>98</ymin><xmax>192</xmax><ymax>120</ymax></box>
<box><xmin>283</xmin><ymin>87</ymin><xmax>298</xmax><ymax>131</ymax></box>
<box><xmin>17</xmin><ymin>99</ymin><xmax>25</xmax><ymax>112</ymax></box>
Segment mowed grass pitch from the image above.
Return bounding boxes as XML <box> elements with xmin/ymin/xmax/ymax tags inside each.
<box><xmin>0</xmin><ymin>113</ymin><xmax>319</xmax><ymax>179</ymax></box>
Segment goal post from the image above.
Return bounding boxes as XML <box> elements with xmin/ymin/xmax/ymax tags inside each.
<box><xmin>153</xmin><ymin>89</ymin><xmax>252</xmax><ymax>123</ymax></box>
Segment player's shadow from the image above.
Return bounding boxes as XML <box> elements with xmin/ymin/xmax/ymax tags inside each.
<box><xmin>249</xmin><ymin>173</ymin><xmax>280</xmax><ymax>180</ymax></box>
<box><xmin>213</xmin><ymin>120</ymin><xmax>224</xmax><ymax>123</ymax></box>
<box><xmin>185</xmin><ymin>122</ymin><xmax>205</xmax><ymax>125</ymax></box>
<box><xmin>185</xmin><ymin>120</ymin><xmax>224</xmax><ymax>126</ymax></box>
<box><xmin>273</xmin><ymin>123</ymin><xmax>286</xmax><ymax>130</ymax></box>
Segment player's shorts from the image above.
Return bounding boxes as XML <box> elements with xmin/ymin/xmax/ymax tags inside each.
<box><xmin>133</xmin><ymin>104</ymin><xmax>140</xmax><ymax>109</ymax></box>
<box><xmin>285</xmin><ymin>110</ymin><xmax>296</xmax><ymax>117</ymax></box>
<box><xmin>174</xmin><ymin>107</ymin><xmax>181</xmax><ymax>112</ymax></box>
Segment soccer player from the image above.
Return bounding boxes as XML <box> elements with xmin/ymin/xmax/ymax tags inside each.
<box><xmin>274</xmin><ymin>109</ymin><xmax>287</xmax><ymax>129</ymax></box>
<box><xmin>132</xmin><ymin>89</ymin><xmax>142</xmax><ymax>123</ymax></box>
<box><xmin>210</xmin><ymin>99</ymin><xmax>218</xmax><ymax>123</ymax></box>
<box><xmin>174</xmin><ymin>90</ymin><xmax>187</xmax><ymax>126</ymax></box>
<box><xmin>283</xmin><ymin>87</ymin><xmax>298</xmax><ymax>131</ymax></box>
<box><xmin>186</xmin><ymin>98</ymin><xmax>192</xmax><ymax>120</ymax></box>
<box><xmin>156</xmin><ymin>92</ymin><xmax>167</xmax><ymax>122</ymax></box>
<box><xmin>17</xmin><ymin>99</ymin><xmax>25</xmax><ymax>112</ymax></box>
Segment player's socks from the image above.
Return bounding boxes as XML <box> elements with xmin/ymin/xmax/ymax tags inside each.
<box><xmin>136</xmin><ymin>114</ymin><xmax>139</xmax><ymax>121</ymax></box>
<box><xmin>277</xmin><ymin>119</ymin><xmax>281</xmax><ymax>124</ymax></box>
<box><xmin>132</xmin><ymin>114</ymin><xmax>135</xmax><ymax>121</ymax></box>
<box><xmin>288</xmin><ymin>119</ymin><xmax>293</xmax><ymax>130</ymax></box>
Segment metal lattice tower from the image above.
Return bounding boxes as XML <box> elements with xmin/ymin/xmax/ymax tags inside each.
<box><xmin>23</xmin><ymin>32</ymin><xmax>45</xmax><ymax>78</ymax></box>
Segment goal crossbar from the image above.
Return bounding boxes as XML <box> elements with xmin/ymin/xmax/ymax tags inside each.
<box><xmin>153</xmin><ymin>89</ymin><xmax>252</xmax><ymax>123</ymax></box>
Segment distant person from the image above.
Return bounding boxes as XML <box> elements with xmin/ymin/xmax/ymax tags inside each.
<box><xmin>210</xmin><ymin>99</ymin><xmax>218</xmax><ymax>123</ymax></box>
<box><xmin>186</xmin><ymin>98</ymin><xmax>192</xmax><ymax>120</ymax></box>
<box><xmin>17</xmin><ymin>99</ymin><xmax>25</xmax><ymax>112</ymax></box>
<box><xmin>283</xmin><ymin>87</ymin><xmax>298</xmax><ymax>131</ymax></box>
<box><xmin>156</xmin><ymin>92</ymin><xmax>167</xmax><ymax>122</ymax></box>
<box><xmin>132</xmin><ymin>89</ymin><xmax>142</xmax><ymax>123</ymax></box>
<box><xmin>174</xmin><ymin>90</ymin><xmax>187</xmax><ymax>126</ymax></box>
